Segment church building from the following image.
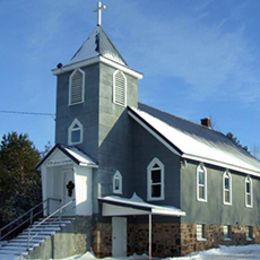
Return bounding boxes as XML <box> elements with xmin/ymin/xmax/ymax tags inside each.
<box><xmin>35</xmin><ymin>1</ymin><xmax>260</xmax><ymax>258</ymax></box>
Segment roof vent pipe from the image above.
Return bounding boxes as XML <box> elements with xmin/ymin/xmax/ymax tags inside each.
<box><xmin>201</xmin><ymin>118</ymin><xmax>212</xmax><ymax>128</ymax></box>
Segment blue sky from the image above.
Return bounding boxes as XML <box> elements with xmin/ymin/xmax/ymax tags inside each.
<box><xmin>0</xmin><ymin>0</ymin><xmax>260</xmax><ymax>156</ymax></box>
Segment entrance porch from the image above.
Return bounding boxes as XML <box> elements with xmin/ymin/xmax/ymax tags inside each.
<box><xmin>97</xmin><ymin>193</ymin><xmax>186</xmax><ymax>259</ymax></box>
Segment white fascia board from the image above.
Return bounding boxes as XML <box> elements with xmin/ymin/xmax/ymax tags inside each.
<box><xmin>182</xmin><ymin>153</ymin><xmax>260</xmax><ymax>178</ymax></box>
<box><xmin>128</xmin><ymin>110</ymin><xmax>181</xmax><ymax>156</ymax></box>
<box><xmin>53</xmin><ymin>56</ymin><xmax>143</xmax><ymax>80</ymax></box>
<box><xmin>151</xmin><ymin>207</ymin><xmax>186</xmax><ymax>217</ymax></box>
<box><xmin>102</xmin><ymin>203</ymin><xmax>149</xmax><ymax>216</ymax></box>
<box><xmin>79</xmin><ymin>162</ymin><xmax>98</xmax><ymax>168</ymax></box>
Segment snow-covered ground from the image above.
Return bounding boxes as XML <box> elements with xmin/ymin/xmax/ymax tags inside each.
<box><xmin>2</xmin><ymin>244</ymin><xmax>260</xmax><ymax>260</ymax></box>
<box><xmin>69</xmin><ymin>245</ymin><xmax>260</xmax><ymax>260</ymax></box>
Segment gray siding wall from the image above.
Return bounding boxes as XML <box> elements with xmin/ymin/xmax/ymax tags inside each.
<box><xmin>55</xmin><ymin>64</ymin><xmax>99</xmax><ymax>159</ymax></box>
<box><xmin>132</xmin><ymin>120</ymin><xmax>181</xmax><ymax>207</ymax></box>
<box><xmin>94</xmin><ymin>63</ymin><xmax>138</xmax><ymax>202</ymax></box>
<box><xmin>181</xmin><ymin>160</ymin><xmax>260</xmax><ymax>225</ymax></box>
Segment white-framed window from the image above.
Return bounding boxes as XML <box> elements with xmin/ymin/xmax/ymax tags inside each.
<box><xmin>113</xmin><ymin>171</ymin><xmax>122</xmax><ymax>194</ymax></box>
<box><xmin>69</xmin><ymin>69</ymin><xmax>85</xmax><ymax>105</ymax></box>
<box><xmin>245</xmin><ymin>176</ymin><xmax>253</xmax><ymax>208</ymax></box>
<box><xmin>113</xmin><ymin>70</ymin><xmax>127</xmax><ymax>107</ymax></box>
<box><xmin>147</xmin><ymin>158</ymin><xmax>164</xmax><ymax>201</ymax></box>
<box><xmin>196</xmin><ymin>224</ymin><xmax>206</xmax><ymax>241</ymax></box>
<box><xmin>68</xmin><ymin>118</ymin><xmax>83</xmax><ymax>145</ymax></box>
<box><xmin>246</xmin><ymin>226</ymin><xmax>253</xmax><ymax>240</ymax></box>
<box><xmin>223</xmin><ymin>225</ymin><xmax>232</xmax><ymax>240</ymax></box>
<box><xmin>223</xmin><ymin>171</ymin><xmax>232</xmax><ymax>205</ymax></box>
<box><xmin>197</xmin><ymin>164</ymin><xmax>207</xmax><ymax>202</ymax></box>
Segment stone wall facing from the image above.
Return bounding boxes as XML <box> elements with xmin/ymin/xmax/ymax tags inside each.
<box><xmin>92</xmin><ymin>220</ymin><xmax>260</xmax><ymax>258</ymax></box>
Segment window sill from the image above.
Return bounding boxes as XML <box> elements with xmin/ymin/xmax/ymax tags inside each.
<box><xmin>224</xmin><ymin>238</ymin><xmax>232</xmax><ymax>241</ymax></box>
<box><xmin>246</xmin><ymin>238</ymin><xmax>253</xmax><ymax>241</ymax></box>
<box><xmin>197</xmin><ymin>238</ymin><xmax>207</xmax><ymax>242</ymax></box>
<box><xmin>197</xmin><ymin>198</ymin><xmax>207</xmax><ymax>203</ymax></box>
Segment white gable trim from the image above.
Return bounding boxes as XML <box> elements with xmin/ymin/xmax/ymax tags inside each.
<box><xmin>128</xmin><ymin>110</ymin><xmax>181</xmax><ymax>156</ymax></box>
<box><xmin>53</xmin><ymin>56</ymin><xmax>143</xmax><ymax>80</ymax></box>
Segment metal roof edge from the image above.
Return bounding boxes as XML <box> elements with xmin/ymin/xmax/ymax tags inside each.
<box><xmin>182</xmin><ymin>154</ymin><xmax>260</xmax><ymax>178</ymax></box>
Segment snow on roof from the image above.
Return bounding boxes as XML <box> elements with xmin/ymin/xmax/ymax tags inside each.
<box><xmin>62</xmin><ymin>146</ymin><xmax>98</xmax><ymax>167</ymax></box>
<box><xmin>129</xmin><ymin>104</ymin><xmax>260</xmax><ymax>176</ymax></box>
<box><xmin>99</xmin><ymin>193</ymin><xmax>186</xmax><ymax>217</ymax></box>
<box><xmin>37</xmin><ymin>144</ymin><xmax>98</xmax><ymax>169</ymax></box>
<box><xmin>70</xmin><ymin>27</ymin><xmax>127</xmax><ymax>66</ymax></box>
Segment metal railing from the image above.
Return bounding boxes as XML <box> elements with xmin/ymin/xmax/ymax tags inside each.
<box><xmin>26</xmin><ymin>199</ymin><xmax>74</xmax><ymax>250</ymax></box>
<box><xmin>0</xmin><ymin>198</ymin><xmax>61</xmax><ymax>242</ymax></box>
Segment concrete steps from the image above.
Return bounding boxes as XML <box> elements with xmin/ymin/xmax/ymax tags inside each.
<box><xmin>0</xmin><ymin>217</ymin><xmax>74</xmax><ymax>258</ymax></box>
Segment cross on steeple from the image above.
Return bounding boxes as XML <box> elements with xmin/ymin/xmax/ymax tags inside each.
<box><xmin>95</xmin><ymin>1</ymin><xmax>106</xmax><ymax>27</ymax></box>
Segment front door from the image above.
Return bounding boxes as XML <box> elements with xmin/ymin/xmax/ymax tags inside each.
<box><xmin>62</xmin><ymin>171</ymin><xmax>75</xmax><ymax>215</ymax></box>
<box><xmin>112</xmin><ymin>217</ymin><xmax>127</xmax><ymax>257</ymax></box>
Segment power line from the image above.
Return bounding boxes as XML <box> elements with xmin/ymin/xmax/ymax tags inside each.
<box><xmin>0</xmin><ymin>110</ymin><xmax>55</xmax><ymax>120</ymax></box>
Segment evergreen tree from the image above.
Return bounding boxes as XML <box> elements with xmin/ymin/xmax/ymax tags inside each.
<box><xmin>0</xmin><ymin>132</ymin><xmax>41</xmax><ymax>227</ymax></box>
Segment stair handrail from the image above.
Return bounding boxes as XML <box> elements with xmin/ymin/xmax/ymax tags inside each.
<box><xmin>0</xmin><ymin>198</ymin><xmax>61</xmax><ymax>242</ymax></box>
<box><xmin>27</xmin><ymin>199</ymin><xmax>75</xmax><ymax>251</ymax></box>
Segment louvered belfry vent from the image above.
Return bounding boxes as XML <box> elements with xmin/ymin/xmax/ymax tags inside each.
<box><xmin>69</xmin><ymin>69</ymin><xmax>84</xmax><ymax>105</ymax></box>
<box><xmin>113</xmin><ymin>70</ymin><xmax>127</xmax><ymax>106</ymax></box>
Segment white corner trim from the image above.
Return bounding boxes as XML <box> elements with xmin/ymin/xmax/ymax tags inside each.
<box><xmin>53</xmin><ymin>56</ymin><xmax>143</xmax><ymax>80</ymax></box>
<box><xmin>68</xmin><ymin>118</ymin><xmax>84</xmax><ymax>145</ymax></box>
<box><xmin>113</xmin><ymin>70</ymin><xmax>127</xmax><ymax>107</ymax></box>
<box><xmin>147</xmin><ymin>157</ymin><xmax>165</xmax><ymax>201</ymax></box>
<box><xmin>128</xmin><ymin>110</ymin><xmax>181</xmax><ymax>156</ymax></box>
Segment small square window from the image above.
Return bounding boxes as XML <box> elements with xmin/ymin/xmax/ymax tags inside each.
<box><xmin>223</xmin><ymin>225</ymin><xmax>231</xmax><ymax>240</ymax></box>
<box><xmin>196</xmin><ymin>224</ymin><xmax>206</xmax><ymax>240</ymax></box>
<box><xmin>246</xmin><ymin>226</ymin><xmax>253</xmax><ymax>240</ymax></box>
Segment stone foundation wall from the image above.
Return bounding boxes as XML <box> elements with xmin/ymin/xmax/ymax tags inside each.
<box><xmin>92</xmin><ymin>220</ymin><xmax>260</xmax><ymax>258</ymax></box>
<box><xmin>181</xmin><ymin>224</ymin><xmax>260</xmax><ymax>256</ymax></box>
<box><xmin>92</xmin><ymin>223</ymin><xmax>112</xmax><ymax>258</ymax></box>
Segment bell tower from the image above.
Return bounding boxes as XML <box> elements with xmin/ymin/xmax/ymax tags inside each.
<box><xmin>53</xmin><ymin>1</ymin><xmax>143</xmax><ymax>162</ymax></box>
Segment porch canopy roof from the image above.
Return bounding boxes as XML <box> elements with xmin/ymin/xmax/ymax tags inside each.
<box><xmin>99</xmin><ymin>193</ymin><xmax>186</xmax><ymax>217</ymax></box>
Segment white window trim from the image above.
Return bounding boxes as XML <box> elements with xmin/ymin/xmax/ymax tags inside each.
<box><xmin>69</xmin><ymin>68</ymin><xmax>85</xmax><ymax>106</ymax></box>
<box><xmin>246</xmin><ymin>226</ymin><xmax>253</xmax><ymax>241</ymax></box>
<box><xmin>196</xmin><ymin>224</ymin><xmax>207</xmax><ymax>241</ymax></box>
<box><xmin>147</xmin><ymin>157</ymin><xmax>165</xmax><ymax>201</ymax></box>
<box><xmin>223</xmin><ymin>225</ymin><xmax>232</xmax><ymax>241</ymax></box>
<box><xmin>113</xmin><ymin>171</ymin><xmax>122</xmax><ymax>194</ymax></box>
<box><xmin>223</xmin><ymin>170</ymin><xmax>232</xmax><ymax>206</ymax></box>
<box><xmin>68</xmin><ymin>118</ymin><xmax>83</xmax><ymax>145</ymax></box>
<box><xmin>245</xmin><ymin>176</ymin><xmax>253</xmax><ymax>208</ymax></box>
<box><xmin>113</xmin><ymin>70</ymin><xmax>127</xmax><ymax>107</ymax></box>
<box><xmin>196</xmin><ymin>164</ymin><xmax>207</xmax><ymax>202</ymax></box>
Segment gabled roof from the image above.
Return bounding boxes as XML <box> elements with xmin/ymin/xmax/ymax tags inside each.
<box><xmin>37</xmin><ymin>144</ymin><xmax>98</xmax><ymax>169</ymax></box>
<box><xmin>70</xmin><ymin>26</ymin><xmax>127</xmax><ymax>66</ymax></box>
<box><xmin>128</xmin><ymin>104</ymin><xmax>260</xmax><ymax>177</ymax></box>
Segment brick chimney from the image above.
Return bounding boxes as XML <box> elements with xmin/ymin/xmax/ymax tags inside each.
<box><xmin>200</xmin><ymin>118</ymin><xmax>212</xmax><ymax>128</ymax></box>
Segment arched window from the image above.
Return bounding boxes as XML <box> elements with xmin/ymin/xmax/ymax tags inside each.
<box><xmin>69</xmin><ymin>69</ymin><xmax>85</xmax><ymax>105</ymax></box>
<box><xmin>113</xmin><ymin>171</ymin><xmax>122</xmax><ymax>194</ymax></box>
<box><xmin>68</xmin><ymin>118</ymin><xmax>83</xmax><ymax>145</ymax></box>
<box><xmin>245</xmin><ymin>176</ymin><xmax>253</xmax><ymax>208</ymax></box>
<box><xmin>197</xmin><ymin>164</ymin><xmax>207</xmax><ymax>202</ymax></box>
<box><xmin>147</xmin><ymin>158</ymin><xmax>164</xmax><ymax>201</ymax></box>
<box><xmin>113</xmin><ymin>70</ymin><xmax>127</xmax><ymax>106</ymax></box>
<box><xmin>223</xmin><ymin>171</ymin><xmax>232</xmax><ymax>205</ymax></box>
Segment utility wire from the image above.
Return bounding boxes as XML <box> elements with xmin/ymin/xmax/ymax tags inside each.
<box><xmin>0</xmin><ymin>110</ymin><xmax>55</xmax><ymax>120</ymax></box>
